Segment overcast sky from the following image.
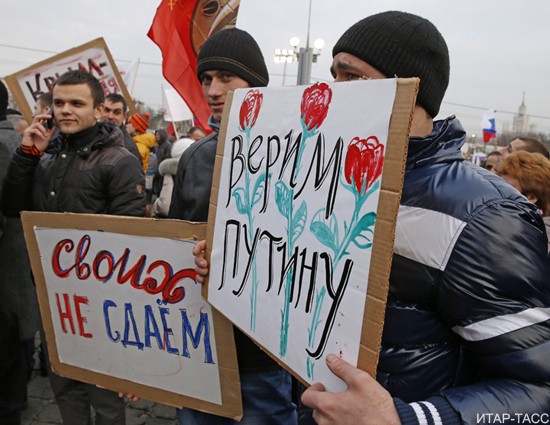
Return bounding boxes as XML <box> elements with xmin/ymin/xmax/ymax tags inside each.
<box><xmin>2</xmin><ymin>0</ymin><xmax>550</xmax><ymax>136</ymax></box>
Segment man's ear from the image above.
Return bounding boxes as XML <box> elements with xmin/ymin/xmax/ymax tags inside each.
<box><xmin>526</xmin><ymin>193</ymin><xmax>538</xmax><ymax>205</ymax></box>
<box><xmin>94</xmin><ymin>103</ymin><xmax>105</xmax><ymax>120</ymax></box>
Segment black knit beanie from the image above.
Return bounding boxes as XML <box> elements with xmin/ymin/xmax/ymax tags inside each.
<box><xmin>0</xmin><ymin>80</ymin><xmax>8</xmax><ymax>122</ymax></box>
<box><xmin>333</xmin><ymin>11</ymin><xmax>450</xmax><ymax>118</ymax></box>
<box><xmin>197</xmin><ymin>28</ymin><xmax>269</xmax><ymax>87</ymax></box>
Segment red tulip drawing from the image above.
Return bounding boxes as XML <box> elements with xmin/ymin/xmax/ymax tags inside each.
<box><xmin>300</xmin><ymin>82</ymin><xmax>332</xmax><ymax>132</ymax></box>
<box><xmin>344</xmin><ymin>136</ymin><xmax>385</xmax><ymax>195</ymax></box>
<box><xmin>239</xmin><ymin>89</ymin><xmax>263</xmax><ymax>131</ymax></box>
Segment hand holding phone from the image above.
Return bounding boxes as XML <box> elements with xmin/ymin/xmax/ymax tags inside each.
<box><xmin>44</xmin><ymin>104</ymin><xmax>56</xmax><ymax>131</ymax></box>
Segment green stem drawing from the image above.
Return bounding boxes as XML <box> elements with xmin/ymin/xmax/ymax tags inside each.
<box><xmin>279</xmin><ymin>192</ymin><xmax>294</xmax><ymax>357</ymax></box>
<box><xmin>231</xmin><ymin>127</ymin><xmax>263</xmax><ymax>331</ymax></box>
<box><xmin>306</xmin><ymin>287</ymin><xmax>327</xmax><ymax>378</ymax></box>
<box><xmin>278</xmin><ymin>126</ymin><xmax>313</xmax><ymax>357</ymax></box>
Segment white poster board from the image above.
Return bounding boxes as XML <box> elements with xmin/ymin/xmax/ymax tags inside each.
<box><xmin>5</xmin><ymin>38</ymin><xmax>135</xmax><ymax>123</ymax></box>
<box><xmin>22</xmin><ymin>213</ymin><xmax>242</xmax><ymax>419</ymax></box>
<box><xmin>206</xmin><ymin>79</ymin><xmax>417</xmax><ymax>391</ymax></box>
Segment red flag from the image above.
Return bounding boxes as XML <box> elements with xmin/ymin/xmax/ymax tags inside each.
<box><xmin>148</xmin><ymin>0</ymin><xmax>240</xmax><ymax>132</ymax></box>
<box><xmin>166</xmin><ymin>122</ymin><xmax>177</xmax><ymax>138</ymax></box>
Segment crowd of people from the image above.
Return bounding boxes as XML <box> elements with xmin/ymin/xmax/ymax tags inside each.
<box><xmin>1</xmin><ymin>9</ymin><xmax>549</xmax><ymax>425</ymax></box>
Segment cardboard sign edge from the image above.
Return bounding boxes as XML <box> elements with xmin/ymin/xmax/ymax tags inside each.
<box><xmin>204</xmin><ymin>78</ymin><xmax>419</xmax><ymax>384</ymax></box>
<box><xmin>20</xmin><ymin>212</ymin><xmax>243</xmax><ymax>420</ymax></box>
<box><xmin>4</xmin><ymin>37</ymin><xmax>136</xmax><ymax>123</ymax></box>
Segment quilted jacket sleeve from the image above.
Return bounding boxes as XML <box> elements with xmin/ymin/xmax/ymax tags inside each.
<box><xmin>168</xmin><ymin>135</ymin><xmax>217</xmax><ymax>222</ymax></box>
<box><xmin>437</xmin><ymin>199</ymin><xmax>549</xmax><ymax>422</ymax></box>
<box><xmin>105</xmin><ymin>153</ymin><xmax>146</xmax><ymax>217</ymax></box>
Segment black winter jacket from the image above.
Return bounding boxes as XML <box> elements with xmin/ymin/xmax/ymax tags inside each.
<box><xmin>168</xmin><ymin>118</ymin><xmax>282</xmax><ymax>374</ymax></box>
<box><xmin>1</xmin><ymin>122</ymin><xmax>145</xmax><ymax>217</ymax></box>
<box><xmin>388</xmin><ymin>117</ymin><xmax>550</xmax><ymax>424</ymax></box>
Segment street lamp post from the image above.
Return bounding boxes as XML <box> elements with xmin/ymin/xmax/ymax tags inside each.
<box><xmin>295</xmin><ymin>38</ymin><xmax>325</xmax><ymax>85</ymax></box>
<box><xmin>274</xmin><ymin>0</ymin><xmax>324</xmax><ymax>86</ymax></box>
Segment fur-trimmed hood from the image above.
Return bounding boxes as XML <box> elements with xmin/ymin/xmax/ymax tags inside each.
<box><xmin>158</xmin><ymin>157</ymin><xmax>179</xmax><ymax>176</ymax></box>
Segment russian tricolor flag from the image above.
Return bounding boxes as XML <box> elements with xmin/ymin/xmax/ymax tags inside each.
<box><xmin>481</xmin><ymin>110</ymin><xmax>497</xmax><ymax>143</ymax></box>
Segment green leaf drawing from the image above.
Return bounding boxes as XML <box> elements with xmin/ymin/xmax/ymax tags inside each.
<box><xmin>231</xmin><ymin>188</ymin><xmax>248</xmax><ymax>215</ymax></box>
<box><xmin>291</xmin><ymin>201</ymin><xmax>307</xmax><ymax>244</ymax></box>
<box><xmin>310</xmin><ymin>221</ymin><xmax>337</xmax><ymax>254</ymax></box>
<box><xmin>351</xmin><ymin>234</ymin><xmax>373</xmax><ymax>249</ymax></box>
<box><xmin>350</xmin><ymin>212</ymin><xmax>376</xmax><ymax>248</ymax></box>
<box><xmin>310</xmin><ymin>209</ymin><xmax>339</xmax><ymax>254</ymax></box>
<box><xmin>275</xmin><ymin>181</ymin><xmax>291</xmax><ymax>217</ymax></box>
<box><xmin>252</xmin><ymin>172</ymin><xmax>267</xmax><ymax>208</ymax></box>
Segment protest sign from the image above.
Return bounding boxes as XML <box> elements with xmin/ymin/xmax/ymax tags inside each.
<box><xmin>21</xmin><ymin>212</ymin><xmax>242</xmax><ymax>419</ymax></box>
<box><xmin>5</xmin><ymin>38</ymin><xmax>135</xmax><ymax>123</ymax></box>
<box><xmin>205</xmin><ymin>78</ymin><xmax>418</xmax><ymax>391</ymax></box>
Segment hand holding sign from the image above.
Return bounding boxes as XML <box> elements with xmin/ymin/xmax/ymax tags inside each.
<box><xmin>193</xmin><ymin>240</ymin><xmax>209</xmax><ymax>284</ymax></box>
<box><xmin>301</xmin><ymin>354</ymin><xmax>400</xmax><ymax>425</ymax></box>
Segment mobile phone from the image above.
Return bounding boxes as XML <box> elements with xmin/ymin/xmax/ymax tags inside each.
<box><xmin>44</xmin><ymin>104</ymin><xmax>56</xmax><ymax>130</ymax></box>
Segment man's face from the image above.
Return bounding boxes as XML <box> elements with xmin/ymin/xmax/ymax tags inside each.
<box><xmin>200</xmin><ymin>70</ymin><xmax>250</xmax><ymax>122</ymax></box>
<box><xmin>330</xmin><ymin>52</ymin><xmax>386</xmax><ymax>82</ymax></box>
<box><xmin>189</xmin><ymin>128</ymin><xmax>206</xmax><ymax>141</ymax></box>
<box><xmin>485</xmin><ymin>154</ymin><xmax>502</xmax><ymax>174</ymax></box>
<box><xmin>101</xmin><ymin>99</ymin><xmax>127</xmax><ymax>127</ymax></box>
<box><xmin>52</xmin><ymin>83</ymin><xmax>103</xmax><ymax>135</ymax></box>
<box><xmin>33</xmin><ymin>100</ymin><xmax>50</xmax><ymax>117</ymax></box>
<box><xmin>499</xmin><ymin>138</ymin><xmax>527</xmax><ymax>158</ymax></box>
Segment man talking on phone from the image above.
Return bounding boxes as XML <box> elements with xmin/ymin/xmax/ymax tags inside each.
<box><xmin>1</xmin><ymin>70</ymin><xmax>145</xmax><ymax>424</ymax></box>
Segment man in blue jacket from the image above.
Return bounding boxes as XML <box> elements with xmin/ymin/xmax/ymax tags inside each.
<box><xmin>300</xmin><ymin>11</ymin><xmax>550</xmax><ymax>424</ymax></box>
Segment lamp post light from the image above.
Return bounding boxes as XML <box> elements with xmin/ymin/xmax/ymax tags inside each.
<box><xmin>274</xmin><ymin>45</ymin><xmax>297</xmax><ymax>86</ymax></box>
<box><xmin>274</xmin><ymin>0</ymin><xmax>324</xmax><ymax>86</ymax></box>
<box><xmin>274</xmin><ymin>36</ymin><xmax>324</xmax><ymax>86</ymax></box>
<box><xmin>296</xmin><ymin>37</ymin><xmax>324</xmax><ymax>86</ymax></box>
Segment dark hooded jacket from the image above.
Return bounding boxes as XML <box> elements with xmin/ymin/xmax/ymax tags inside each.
<box><xmin>1</xmin><ymin>122</ymin><xmax>145</xmax><ymax>216</ymax></box>
<box><xmin>152</xmin><ymin>128</ymin><xmax>172</xmax><ymax>196</ymax></box>
<box><xmin>155</xmin><ymin>128</ymin><xmax>172</xmax><ymax>166</ymax></box>
<box><xmin>0</xmin><ymin>119</ymin><xmax>39</xmax><ymax>342</ymax></box>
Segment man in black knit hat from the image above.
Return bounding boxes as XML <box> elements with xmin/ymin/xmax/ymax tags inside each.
<box><xmin>298</xmin><ymin>11</ymin><xmax>550</xmax><ymax>425</ymax></box>
<box><xmin>168</xmin><ymin>28</ymin><xmax>297</xmax><ymax>425</ymax></box>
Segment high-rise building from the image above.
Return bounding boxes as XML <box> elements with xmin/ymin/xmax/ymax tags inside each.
<box><xmin>512</xmin><ymin>92</ymin><xmax>537</xmax><ymax>134</ymax></box>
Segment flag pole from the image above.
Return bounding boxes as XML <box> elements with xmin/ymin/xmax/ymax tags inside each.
<box><xmin>162</xmin><ymin>84</ymin><xmax>179</xmax><ymax>138</ymax></box>
<box><xmin>129</xmin><ymin>58</ymin><xmax>140</xmax><ymax>94</ymax></box>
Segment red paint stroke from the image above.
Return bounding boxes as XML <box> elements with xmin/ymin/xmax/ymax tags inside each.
<box><xmin>239</xmin><ymin>89</ymin><xmax>263</xmax><ymax>131</ymax></box>
<box><xmin>300</xmin><ymin>82</ymin><xmax>332</xmax><ymax>131</ymax></box>
<box><xmin>344</xmin><ymin>136</ymin><xmax>385</xmax><ymax>194</ymax></box>
<box><xmin>51</xmin><ymin>235</ymin><xmax>197</xmax><ymax>304</ymax></box>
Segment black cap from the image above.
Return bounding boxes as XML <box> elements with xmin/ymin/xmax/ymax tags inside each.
<box><xmin>333</xmin><ymin>11</ymin><xmax>450</xmax><ymax>118</ymax></box>
<box><xmin>0</xmin><ymin>80</ymin><xmax>8</xmax><ymax>121</ymax></box>
<box><xmin>197</xmin><ymin>28</ymin><xmax>269</xmax><ymax>88</ymax></box>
